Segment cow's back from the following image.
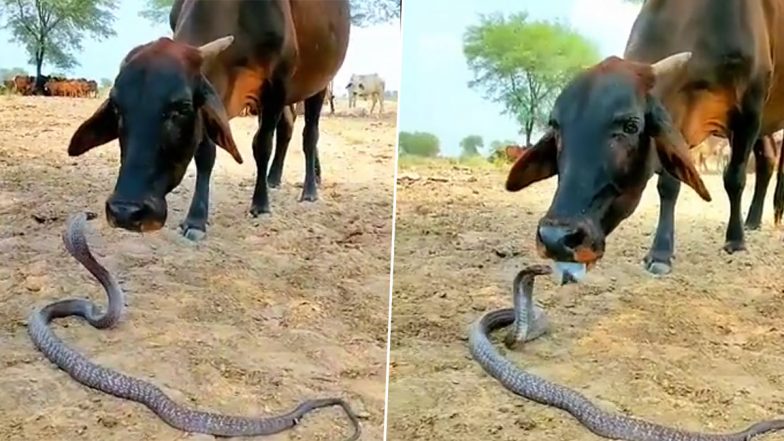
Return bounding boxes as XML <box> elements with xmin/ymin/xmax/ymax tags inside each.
<box><xmin>625</xmin><ymin>0</ymin><xmax>784</xmax><ymax>142</ymax></box>
<box><xmin>287</xmin><ymin>1</ymin><xmax>350</xmax><ymax>101</ymax></box>
<box><xmin>171</xmin><ymin>0</ymin><xmax>350</xmax><ymax>118</ymax></box>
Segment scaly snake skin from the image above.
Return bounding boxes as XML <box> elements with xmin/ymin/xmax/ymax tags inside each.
<box><xmin>468</xmin><ymin>264</ymin><xmax>784</xmax><ymax>441</ymax></box>
<box><xmin>27</xmin><ymin>211</ymin><xmax>360</xmax><ymax>439</ymax></box>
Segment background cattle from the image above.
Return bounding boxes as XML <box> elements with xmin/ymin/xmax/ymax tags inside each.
<box><xmin>325</xmin><ymin>80</ymin><xmax>335</xmax><ymax>114</ymax></box>
<box><xmin>503</xmin><ymin>144</ymin><xmax>527</xmax><ymax>163</ymax></box>
<box><xmin>3</xmin><ymin>74</ymin><xmax>99</xmax><ymax>98</ymax></box>
<box><xmin>346</xmin><ymin>73</ymin><xmax>385</xmax><ymax>115</ymax></box>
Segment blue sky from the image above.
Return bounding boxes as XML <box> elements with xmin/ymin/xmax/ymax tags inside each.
<box><xmin>399</xmin><ymin>0</ymin><xmax>640</xmax><ymax>156</ymax></box>
<box><xmin>0</xmin><ymin>1</ymin><xmax>400</xmax><ymax>93</ymax></box>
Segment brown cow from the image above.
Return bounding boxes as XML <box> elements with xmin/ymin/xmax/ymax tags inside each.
<box><xmin>504</xmin><ymin>145</ymin><xmax>526</xmax><ymax>163</ymax></box>
<box><xmin>13</xmin><ymin>75</ymin><xmax>34</xmax><ymax>96</ymax></box>
<box><xmin>236</xmin><ymin>102</ymin><xmax>313</xmax><ymax>187</ymax></box>
<box><xmin>505</xmin><ymin>0</ymin><xmax>784</xmax><ymax>276</ymax></box>
<box><xmin>67</xmin><ymin>0</ymin><xmax>350</xmax><ymax>242</ymax></box>
<box><xmin>86</xmin><ymin>80</ymin><xmax>98</xmax><ymax>98</ymax></box>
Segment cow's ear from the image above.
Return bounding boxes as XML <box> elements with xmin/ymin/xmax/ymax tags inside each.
<box><xmin>505</xmin><ymin>131</ymin><xmax>558</xmax><ymax>192</ymax></box>
<box><xmin>645</xmin><ymin>94</ymin><xmax>711</xmax><ymax>201</ymax></box>
<box><xmin>68</xmin><ymin>99</ymin><xmax>118</xmax><ymax>156</ymax></box>
<box><xmin>198</xmin><ymin>75</ymin><xmax>242</xmax><ymax>164</ymax></box>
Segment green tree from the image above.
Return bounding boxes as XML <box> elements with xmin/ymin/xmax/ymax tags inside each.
<box><xmin>350</xmin><ymin>0</ymin><xmax>400</xmax><ymax>27</ymax></box>
<box><xmin>463</xmin><ymin>13</ymin><xmax>599</xmax><ymax>145</ymax></box>
<box><xmin>489</xmin><ymin>139</ymin><xmax>517</xmax><ymax>151</ymax></box>
<box><xmin>139</xmin><ymin>0</ymin><xmax>169</xmax><ymax>23</ymax></box>
<box><xmin>0</xmin><ymin>0</ymin><xmax>117</xmax><ymax>90</ymax></box>
<box><xmin>459</xmin><ymin>134</ymin><xmax>483</xmax><ymax>157</ymax></box>
<box><xmin>141</xmin><ymin>0</ymin><xmax>400</xmax><ymax>28</ymax></box>
<box><xmin>399</xmin><ymin>131</ymin><xmax>440</xmax><ymax>157</ymax></box>
<box><xmin>99</xmin><ymin>77</ymin><xmax>112</xmax><ymax>88</ymax></box>
<box><xmin>0</xmin><ymin>66</ymin><xmax>29</xmax><ymax>80</ymax></box>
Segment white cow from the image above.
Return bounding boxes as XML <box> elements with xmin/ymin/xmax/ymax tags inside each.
<box><xmin>346</xmin><ymin>73</ymin><xmax>385</xmax><ymax>115</ymax></box>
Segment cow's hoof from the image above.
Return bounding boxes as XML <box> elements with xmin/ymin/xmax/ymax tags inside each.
<box><xmin>299</xmin><ymin>191</ymin><xmax>318</xmax><ymax>203</ymax></box>
<box><xmin>179</xmin><ymin>226</ymin><xmax>207</xmax><ymax>242</ymax></box>
<box><xmin>645</xmin><ymin>261</ymin><xmax>672</xmax><ymax>275</ymax></box>
<box><xmin>504</xmin><ymin>305</ymin><xmax>549</xmax><ymax>350</ymax></box>
<box><xmin>249</xmin><ymin>204</ymin><xmax>271</xmax><ymax>217</ymax></box>
<box><xmin>744</xmin><ymin>221</ymin><xmax>761</xmax><ymax>231</ymax></box>
<box><xmin>267</xmin><ymin>177</ymin><xmax>282</xmax><ymax>189</ymax></box>
<box><xmin>722</xmin><ymin>240</ymin><xmax>746</xmax><ymax>254</ymax></box>
<box><xmin>643</xmin><ymin>253</ymin><xmax>672</xmax><ymax>275</ymax></box>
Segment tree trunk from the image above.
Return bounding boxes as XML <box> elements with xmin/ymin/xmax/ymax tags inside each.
<box><xmin>35</xmin><ymin>48</ymin><xmax>45</xmax><ymax>95</ymax></box>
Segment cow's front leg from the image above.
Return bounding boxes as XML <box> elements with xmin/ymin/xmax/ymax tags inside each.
<box><xmin>643</xmin><ymin>172</ymin><xmax>681</xmax><ymax>275</ymax></box>
<box><xmin>724</xmin><ymin>84</ymin><xmax>765</xmax><ymax>252</ymax></box>
<box><xmin>744</xmin><ymin>137</ymin><xmax>774</xmax><ymax>230</ymax></box>
<box><xmin>301</xmin><ymin>90</ymin><xmax>326</xmax><ymax>202</ymax></box>
<box><xmin>250</xmin><ymin>81</ymin><xmax>285</xmax><ymax>216</ymax></box>
<box><xmin>267</xmin><ymin>105</ymin><xmax>295</xmax><ymax>189</ymax></box>
<box><xmin>315</xmin><ymin>150</ymin><xmax>322</xmax><ymax>186</ymax></box>
<box><xmin>179</xmin><ymin>136</ymin><xmax>216</xmax><ymax>242</ymax></box>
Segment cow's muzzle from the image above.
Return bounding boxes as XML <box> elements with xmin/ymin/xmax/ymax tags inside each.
<box><xmin>105</xmin><ymin>197</ymin><xmax>167</xmax><ymax>232</ymax></box>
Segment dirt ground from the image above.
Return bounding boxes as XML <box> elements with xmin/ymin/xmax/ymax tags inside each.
<box><xmin>388</xmin><ymin>158</ymin><xmax>784</xmax><ymax>440</ymax></box>
<box><xmin>0</xmin><ymin>96</ymin><xmax>396</xmax><ymax>441</ymax></box>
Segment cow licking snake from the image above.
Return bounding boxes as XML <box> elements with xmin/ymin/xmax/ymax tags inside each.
<box><xmin>27</xmin><ymin>211</ymin><xmax>360</xmax><ymax>439</ymax></box>
<box><xmin>468</xmin><ymin>264</ymin><xmax>784</xmax><ymax>441</ymax></box>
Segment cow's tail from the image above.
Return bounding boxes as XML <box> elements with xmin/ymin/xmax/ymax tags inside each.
<box><xmin>774</xmin><ymin>144</ymin><xmax>784</xmax><ymax>228</ymax></box>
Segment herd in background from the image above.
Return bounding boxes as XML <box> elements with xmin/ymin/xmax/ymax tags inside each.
<box><xmin>2</xmin><ymin>75</ymin><xmax>99</xmax><ymax>98</ymax></box>
<box><xmin>2</xmin><ymin>72</ymin><xmax>390</xmax><ymax>116</ymax></box>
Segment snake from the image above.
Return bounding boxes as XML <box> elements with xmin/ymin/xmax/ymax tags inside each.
<box><xmin>468</xmin><ymin>264</ymin><xmax>784</xmax><ymax>441</ymax></box>
<box><xmin>27</xmin><ymin>211</ymin><xmax>360</xmax><ymax>440</ymax></box>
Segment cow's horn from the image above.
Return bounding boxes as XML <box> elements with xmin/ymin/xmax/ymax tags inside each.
<box><xmin>198</xmin><ymin>35</ymin><xmax>235</xmax><ymax>60</ymax></box>
<box><xmin>651</xmin><ymin>51</ymin><xmax>692</xmax><ymax>78</ymax></box>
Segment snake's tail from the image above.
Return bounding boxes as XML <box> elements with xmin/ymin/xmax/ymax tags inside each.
<box><xmin>743</xmin><ymin>419</ymin><xmax>784</xmax><ymax>438</ymax></box>
<box><xmin>290</xmin><ymin>398</ymin><xmax>361</xmax><ymax>441</ymax></box>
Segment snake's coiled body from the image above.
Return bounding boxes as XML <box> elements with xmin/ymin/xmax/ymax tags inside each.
<box><xmin>468</xmin><ymin>265</ymin><xmax>784</xmax><ymax>441</ymax></box>
<box><xmin>27</xmin><ymin>212</ymin><xmax>360</xmax><ymax>439</ymax></box>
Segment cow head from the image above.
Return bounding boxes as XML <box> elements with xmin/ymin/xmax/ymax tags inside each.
<box><xmin>67</xmin><ymin>36</ymin><xmax>242</xmax><ymax>233</ymax></box>
<box><xmin>507</xmin><ymin>53</ymin><xmax>710</xmax><ymax>272</ymax></box>
<box><xmin>345</xmin><ymin>74</ymin><xmax>357</xmax><ymax>90</ymax></box>
<box><xmin>345</xmin><ymin>74</ymin><xmax>366</xmax><ymax>96</ymax></box>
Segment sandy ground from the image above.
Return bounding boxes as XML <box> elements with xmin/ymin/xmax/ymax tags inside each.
<box><xmin>0</xmin><ymin>96</ymin><xmax>396</xmax><ymax>441</ymax></box>
<box><xmin>388</xmin><ymin>158</ymin><xmax>784</xmax><ymax>440</ymax></box>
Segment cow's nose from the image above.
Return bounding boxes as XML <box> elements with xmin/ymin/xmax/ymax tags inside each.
<box><xmin>106</xmin><ymin>200</ymin><xmax>147</xmax><ymax>230</ymax></box>
<box><xmin>536</xmin><ymin>225</ymin><xmax>587</xmax><ymax>261</ymax></box>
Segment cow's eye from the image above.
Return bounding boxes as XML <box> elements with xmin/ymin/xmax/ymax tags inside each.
<box><xmin>622</xmin><ymin>119</ymin><xmax>639</xmax><ymax>134</ymax></box>
<box><xmin>163</xmin><ymin>102</ymin><xmax>192</xmax><ymax>118</ymax></box>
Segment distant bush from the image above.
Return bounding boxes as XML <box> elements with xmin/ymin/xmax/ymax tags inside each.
<box><xmin>399</xmin><ymin>131</ymin><xmax>440</xmax><ymax>157</ymax></box>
